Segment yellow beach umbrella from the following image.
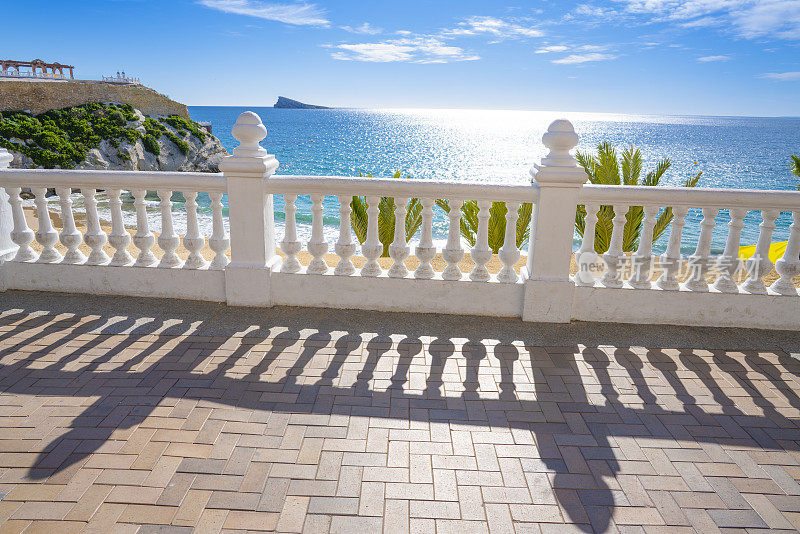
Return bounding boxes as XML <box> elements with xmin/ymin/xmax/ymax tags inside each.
<box><xmin>738</xmin><ymin>241</ymin><xmax>788</xmax><ymax>264</ymax></box>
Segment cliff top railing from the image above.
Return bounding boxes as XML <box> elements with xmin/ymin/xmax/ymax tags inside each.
<box><xmin>0</xmin><ymin>112</ymin><xmax>798</xmax><ymax>330</ymax></box>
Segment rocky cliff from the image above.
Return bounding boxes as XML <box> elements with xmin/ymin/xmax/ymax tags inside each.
<box><xmin>0</xmin><ymin>103</ymin><xmax>228</xmax><ymax>172</ymax></box>
<box><xmin>274</xmin><ymin>96</ymin><xmax>329</xmax><ymax>109</ymax></box>
<box><xmin>0</xmin><ymin>79</ymin><xmax>189</xmax><ymax>118</ymax></box>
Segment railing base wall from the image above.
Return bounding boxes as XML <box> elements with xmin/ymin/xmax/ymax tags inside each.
<box><xmin>522</xmin><ymin>277</ymin><xmax>574</xmax><ymax>323</ymax></box>
<box><xmin>270</xmin><ymin>272</ymin><xmax>525</xmax><ymax>317</ymax></box>
<box><xmin>2</xmin><ymin>263</ymin><xmax>226</xmax><ymax>302</ymax></box>
<box><xmin>572</xmin><ymin>285</ymin><xmax>800</xmax><ymax>330</ymax></box>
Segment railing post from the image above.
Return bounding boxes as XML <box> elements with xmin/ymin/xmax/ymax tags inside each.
<box><xmin>521</xmin><ymin>120</ymin><xmax>587</xmax><ymax>322</ymax></box>
<box><xmin>0</xmin><ymin>148</ymin><xmax>15</xmax><ymax>262</ymax></box>
<box><xmin>220</xmin><ymin>112</ymin><xmax>280</xmax><ymax>306</ymax></box>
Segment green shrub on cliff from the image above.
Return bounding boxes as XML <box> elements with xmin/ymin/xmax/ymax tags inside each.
<box><xmin>0</xmin><ymin>103</ymin><xmax>207</xmax><ymax>169</ymax></box>
<box><xmin>142</xmin><ymin>134</ymin><xmax>160</xmax><ymax>156</ymax></box>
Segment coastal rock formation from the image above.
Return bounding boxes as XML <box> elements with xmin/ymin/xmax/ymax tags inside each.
<box><xmin>1</xmin><ymin>103</ymin><xmax>228</xmax><ymax>172</ymax></box>
<box><xmin>274</xmin><ymin>96</ymin><xmax>329</xmax><ymax>109</ymax></box>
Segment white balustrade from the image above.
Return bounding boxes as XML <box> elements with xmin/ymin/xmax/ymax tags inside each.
<box><xmin>601</xmin><ymin>204</ymin><xmax>628</xmax><ymax>288</ymax></box>
<box><xmin>442</xmin><ymin>199</ymin><xmax>464</xmax><ymax>281</ymax></box>
<box><xmin>183</xmin><ymin>191</ymin><xmax>207</xmax><ymax>269</ymax></box>
<box><xmin>771</xmin><ymin>210</ymin><xmax>800</xmax><ymax>296</ymax></box>
<box><xmin>361</xmin><ymin>196</ymin><xmax>382</xmax><ymax>277</ymax></box>
<box><xmin>498</xmin><ymin>202</ymin><xmax>521</xmax><ymax>283</ymax></box>
<box><xmin>388</xmin><ymin>197</ymin><xmax>410</xmax><ymax>278</ymax></box>
<box><xmin>414</xmin><ymin>197</ymin><xmax>436</xmax><ymax>279</ymax></box>
<box><xmin>33</xmin><ymin>188</ymin><xmax>62</xmax><ymax>263</ymax></box>
<box><xmin>742</xmin><ymin>209</ymin><xmax>780</xmax><ymax>294</ymax></box>
<box><xmin>108</xmin><ymin>188</ymin><xmax>133</xmax><ymax>266</ymax></box>
<box><xmin>280</xmin><ymin>194</ymin><xmax>301</xmax><ymax>273</ymax></box>
<box><xmin>656</xmin><ymin>206</ymin><xmax>688</xmax><ymax>290</ymax></box>
<box><xmin>208</xmin><ymin>191</ymin><xmax>229</xmax><ymax>270</ymax></box>
<box><xmin>56</xmin><ymin>187</ymin><xmax>86</xmax><ymax>264</ymax></box>
<box><xmin>7</xmin><ymin>187</ymin><xmax>35</xmax><ymax>262</ymax></box>
<box><xmin>132</xmin><ymin>189</ymin><xmax>157</xmax><ymax>267</ymax></box>
<box><xmin>1</xmin><ymin>114</ymin><xmax>798</xmax><ymax>330</ymax></box>
<box><xmin>307</xmin><ymin>194</ymin><xmax>328</xmax><ymax>274</ymax></box>
<box><xmin>712</xmin><ymin>208</ymin><xmax>746</xmax><ymax>293</ymax></box>
<box><xmin>334</xmin><ymin>195</ymin><xmax>356</xmax><ymax>276</ymax></box>
<box><xmin>470</xmin><ymin>200</ymin><xmax>492</xmax><ymax>282</ymax></box>
<box><xmin>628</xmin><ymin>205</ymin><xmax>658</xmax><ymax>289</ymax></box>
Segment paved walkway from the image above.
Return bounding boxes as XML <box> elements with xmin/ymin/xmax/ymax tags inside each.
<box><xmin>1</xmin><ymin>291</ymin><xmax>799</xmax><ymax>533</ymax></box>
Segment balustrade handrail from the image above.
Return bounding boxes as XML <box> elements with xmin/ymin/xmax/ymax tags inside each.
<box><xmin>268</xmin><ymin>175</ymin><xmax>538</xmax><ymax>203</ymax></box>
<box><xmin>0</xmin><ymin>168</ymin><xmax>227</xmax><ymax>193</ymax></box>
<box><xmin>579</xmin><ymin>184</ymin><xmax>800</xmax><ymax>210</ymax></box>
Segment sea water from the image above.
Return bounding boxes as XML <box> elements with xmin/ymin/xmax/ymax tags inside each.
<box><xmin>48</xmin><ymin>108</ymin><xmax>800</xmax><ymax>254</ymax></box>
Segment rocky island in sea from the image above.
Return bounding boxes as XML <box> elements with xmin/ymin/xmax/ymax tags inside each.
<box><xmin>274</xmin><ymin>96</ymin><xmax>329</xmax><ymax>109</ymax></box>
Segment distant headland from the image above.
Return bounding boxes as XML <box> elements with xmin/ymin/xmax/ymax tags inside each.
<box><xmin>274</xmin><ymin>96</ymin><xmax>329</xmax><ymax>109</ymax></box>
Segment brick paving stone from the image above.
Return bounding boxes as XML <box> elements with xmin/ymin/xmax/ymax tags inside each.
<box><xmin>2</xmin><ymin>306</ymin><xmax>800</xmax><ymax>532</ymax></box>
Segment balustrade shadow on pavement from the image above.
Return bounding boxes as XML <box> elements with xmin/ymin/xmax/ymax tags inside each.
<box><xmin>1</xmin><ymin>291</ymin><xmax>799</xmax><ymax>532</ymax></box>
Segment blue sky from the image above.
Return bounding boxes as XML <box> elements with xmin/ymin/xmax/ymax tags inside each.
<box><xmin>3</xmin><ymin>0</ymin><xmax>800</xmax><ymax>115</ymax></box>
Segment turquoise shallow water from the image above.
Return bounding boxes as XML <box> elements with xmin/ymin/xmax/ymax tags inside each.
<box><xmin>187</xmin><ymin>106</ymin><xmax>800</xmax><ymax>253</ymax></box>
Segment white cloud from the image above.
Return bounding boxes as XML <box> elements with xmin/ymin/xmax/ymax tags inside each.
<box><xmin>327</xmin><ymin>37</ymin><xmax>480</xmax><ymax>63</ymax></box>
<box><xmin>341</xmin><ymin>22</ymin><xmax>382</xmax><ymax>35</ymax></box>
<box><xmin>535</xmin><ymin>45</ymin><xmax>569</xmax><ymax>53</ymax></box>
<box><xmin>760</xmin><ymin>71</ymin><xmax>800</xmax><ymax>80</ymax></box>
<box><xmin>697</xmin><ymin>54</ymin><xmax>731</xmax><ymax>61</ymax></box>
<box><xmin>552</xmin><ymin>52</ymin><xmax>617</xmax><ymax>64</ymax></box>
<box><xmin>444</xmin><ymin>16</ymin><xmax>544</xmax><ymax>39</ymax></box>
<box><xmin>197</xmin><ymin>0</ymin><xmax>328</xmax><ymax>26</ymax></box>
<box><xmin>571</xmin><ymin>4</ymin><xmax>621</xmax><ymax>19</ymax></box>
<box><xmin>614</xmin><ymin>0</ymin><xmax>800</xmax><ymax>40</ymax></box>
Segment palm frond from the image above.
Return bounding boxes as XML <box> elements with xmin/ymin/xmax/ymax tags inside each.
<box><xmin>516</xmin><ymin>203</ymin><xmax>533</xmax><ymax>248</ymax></box>
<box><xmin>596</xmin><ymin>142</ymin><xmax>621</xmax><ymax>185</ymax></box>
<box><xmin>621</xmin><ymin>145</ymin><xmax>642</xmax><ymax>185</ymax></box>
<box><xmin>350</xmin><ymin>196</ymin><xmax>368</xmax><ymax>244</ymax></box>
<box><xmin>791</xmin><ymin>155</ymin><xmax>800</xmax><ymax>178</ymax></box>
<box><xmin>643</xmin><ymin>157</ymin><xmax>671</xmax><ymax>187</ymax></box>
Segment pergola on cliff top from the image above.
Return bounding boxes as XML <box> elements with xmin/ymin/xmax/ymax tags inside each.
<box><xmin>0</xmin><ymin>59</ymin><xmax>74</xmax><ymax>79</ymax></box>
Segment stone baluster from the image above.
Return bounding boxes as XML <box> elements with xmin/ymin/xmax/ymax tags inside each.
<box><xmin>628</xmin><ymin>205</ymin><xmax>659</xmax><ymax>289</ymax></box>
<box><xmin>684</xmin><ymin>207</ymin><xmax>719</xmax><ymax>291</ymax></box>
<box><xmin>470</xmin><ymin>200</ymin><xmax>492</xmax><ymax>282</ymax></box>
<box><xmin>56</xmin><ymin>187</ymin><xmax>86</xmax><ymax>264</ymax></box>
<box><xmin>157</xmin><ymin>190</ymin><xmax>181</xmax><ymax>268</ymax></box>
<box><xmin>361</xmin><ymin>195</ymin><xmax>382</xmax><ymax>277</ymax></box>
<box><xmin>770</xmin><ymin>210</ymin><xmax>800</xmax><ymax>296</ymax></box>
<box><xmin>33</xmin><ymin>187</ymin><xmax>62</xmax><ymax>263</ymax></box>
<box><xmin>712</xmin><ymin>208</ymin><xmax>747</xmax><ymax>293</ymax></box>
<box><xmin>498</xmin><ymin>201</ymin><xmax>521</xmax><ymax>283</ymax></box>
<box><xmin>656</xmin><ymin>206</ymin><xmax>689</xmax><ymax>290</ymax></box>
<box><xmin>601</xmin><ymin>204</ymin><xmax>628</xmax><ymax>288</ymax></box>
<box><xmin>280</xmin><ymin>194</ymin><xmax>301</xmax><ymax>273</ymax></box>
<box><xmin>442</xmin><ymin>199</ymin><xmax>464</xmax><ymax>281</ymax></box>
<box><xmin>132</xmin><ymin>189</ymin><xmax>157</xmax><ymax>267</ymax></box>
<box><xmin>7</xmin><ymin>187</ymin><xmax>35</xmax><ymax>262</ymax></box>
<box><xmin>81</xmin><ymin>188</ymin><xmax>109</xmax><ymax>265</ymax></box>
<box><xmin>307</xmin><ymin>194</ymin><xmax>328</xmax><ymax>274</ymax></box>
<box><xmin>334</xmin><ymin>195</ymin><xmax>356</xmax><ymax>275</ymax></box>
<box><xmin>0</xmin><ymin>148</ymin><xmax>16</xmax><ymax>261</ymax></box>
<box><xmin>574</xmin><ymin>203</ymin><xmax>599</xmax><ymax>287</ymax></box>
<box><xmin>414</xmin><ymin>197</ymin><xmax>436</xmax><ymax>279</ymax></box>
<box><xmin>742</xmin><ymin>209</ymin><xmax>780</xmax><ymax>294</ymax></box>
<box><xmin>183</xmin><ymin>191</ymin><xmax>207</xmax><ymax>269</ymax></box>
<box><xmin>208</xmin><ymin>191</ymin><xmax>229</xmax><ymax>270</ymax></box>
<box><xmin>388</xmin><ymin>197</ymin><xmax>410</xmax><ymax>278</ymax></box>
<box><xmin>108</xmin><ymin>188</ymin><xmax>133</xmax><ymax>266</ymax></box>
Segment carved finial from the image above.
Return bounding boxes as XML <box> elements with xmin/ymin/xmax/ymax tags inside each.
<box><xmin>541</xmin><ymin>119</ymin><xmax>579</xmax><ymax>167</ymax></box>
<box><xmin>0</xmin><ymin>148</ymin><xmax>12</xmax><ymax>169</ymax></box>
<box><xmin>231</xmin><ymin>111</ymin><xmax>267</xmax><ymax>157</ymax></box>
